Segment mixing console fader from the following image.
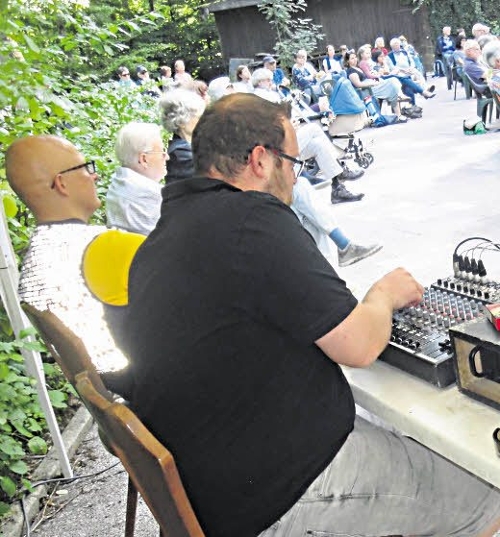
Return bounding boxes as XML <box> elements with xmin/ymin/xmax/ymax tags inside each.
<box><xmin>379</xmin><ymin>281</ymin><xmax>489</xmax><ymax>387</ymax></box>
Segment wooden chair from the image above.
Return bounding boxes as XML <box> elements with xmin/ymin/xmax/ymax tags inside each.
<box><xmin>75</xmin><ymin>371</ymin><xmax>205</xmax><ymax>537</ymax></box>
<box><xmin>23</xmin><ymin>304</ymin><xmax>205</xmax><ymax>537</ymax></box>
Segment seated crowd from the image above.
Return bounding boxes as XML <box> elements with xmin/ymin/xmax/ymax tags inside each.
<box><xmin>4</xmin><ymin>21</ymin><xmax>500</xmax><ymax>537</ymax></box>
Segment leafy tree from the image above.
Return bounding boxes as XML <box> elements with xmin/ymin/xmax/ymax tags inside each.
<box><xmin>257</xmin><ymin>0</ymin><xmax>325</xmax><ymax>69</ymax></box>
<box><xmin>410</xmin><ymin>0</ymin><xmax>499</xmax><ymax>37</ymax></box>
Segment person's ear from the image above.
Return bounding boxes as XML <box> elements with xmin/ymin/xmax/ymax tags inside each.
<box><xmin>51</xmin><ymin>174</ymin><xmax>70</xmax><ymax>197</ymax></box>
<box><xmin>248</xmin><ymin>145</ymin><xmax>272</xmax><ymax>180</ymax></box>
<box><xmin>138</xmin><ymin>152</ymin><xmax>148</xmax><ymax>169</ymax></box>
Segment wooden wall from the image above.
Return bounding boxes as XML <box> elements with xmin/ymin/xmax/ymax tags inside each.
<box><xmin>210</xmin><ymin>0</ymin><xmax>435</xmax><ymax>71</ymax></box>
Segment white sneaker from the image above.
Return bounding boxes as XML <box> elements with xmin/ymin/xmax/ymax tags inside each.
<box><xmin>338</xmin><ymin>242</ymin><xmax>383</xmax><ymax>267</ymax></box>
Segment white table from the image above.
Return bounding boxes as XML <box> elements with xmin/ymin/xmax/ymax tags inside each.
<box><xmin>342</xmin><ymin>360</ymin><xmax>500</xmax><ymax>489</ymax></box>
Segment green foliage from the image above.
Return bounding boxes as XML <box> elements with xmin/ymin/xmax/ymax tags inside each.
<box><xmin>0</xmin><ymin>333</ymin><xmax>71</xmax><ymax>510</ymax></box>
<box><xmin>0</xmin><ymin>0</ymin><xmax>169</xmax><ymax>517</ymax></box>
<box><xmin>257</xmin><ymin>0</ymin><xmax>325</xmax><ymax>69</ymax></box>
<box><xmin>411</xmin><ymin>0</ymin><xmax>499</xmax><ymax>37</ymax></box>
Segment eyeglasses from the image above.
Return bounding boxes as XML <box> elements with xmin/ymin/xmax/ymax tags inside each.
<box><xmin>143</xmin><ymin>150</ymin><xmax>167</xmax><ymax>158</ymax></box>
<box><xmin>120</xmin><ymin>72</ymin><xmax>130</xmax><ymax>77</ymax></box>
<box><xmin>264</xmin><ymin>145</ymin><xmax>305</xmax><ymax>177</ymax></box>
<box><xmin>58</xmin><ymin>160</ymin><xmax>96</xmax><ymax>176</ymax></box>
<box><xmin>52</xmin><ymin>160</ymin><xmax>96</xmax><ymax>188</ymax></box>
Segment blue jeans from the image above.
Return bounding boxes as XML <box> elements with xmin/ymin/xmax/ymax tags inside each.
<box><xmin>259</xmin><ymin>416</ymin><xmax>500</xmax><ymax>537</ymax></box>
<box><xmin>382</xmin><ymin>74</ymin><xmax>423</xmax><ymax>105</ymax></box>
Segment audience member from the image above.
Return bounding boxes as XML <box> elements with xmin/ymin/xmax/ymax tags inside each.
<box><xmin>453</xmin><ymin>35</ymin><xmax>467</xmax><ymax>77</ymax></box>
<box><xmin>483</xmin><ymin>40</ymin><xmax>500</xmax><ymax>95</ymax></box>
<box><xmin>292</xmin><ymin>49</ymin><xmax>323</xmax><ymax>104</ymax></box>
<box><xmin>116</xmin><ymin>66</ymin><xmax>133</xmax><ymax>88</ymax></box>
<box><xmin>472</xmin><ymin>22</ymin><xmax>490</xmax><ymax>39</ymax></box>
<box><xmin>5</xmin><ymin>135</ymin><xmax>130</xmax><ymax>396</ymax></box>
<box><xmin>263</xmin><ymin>55</ymin><xmax>290</xmax><ymax>92</ymax></box>
<box><xmin>252</xmin><ymin>68</ymin><xmax>280</xmax><ymax>102</ymax></box>
<box><xmin>233</xmin><ymin>64</ymin><xmax>253</xmax><ymax>93</ymax></box>
<box><xmin>322</xmin><ymin>45</ymin><xmax>343</xmax><ymax>75</ymax></box>
<box><xmin>174</xmin><ymin>59</ymin><xmax>193</xmax><ymax>87</ymax></box>
<box><xmin>159</xmin><ymin>65</ymin><xmax>174</xmax><ymax>92</ymax></box>
<box><xmin>387</xmin><ymin>37</ymin><xmax>427</xmax><ymax>87</ymax></box>
<box><xmin>346</xmin><ymin>50</ymin><xmax>407</xmax><ymax>123</ymax></box>
<box><xmin>372</xmin><ymin>36</ymin><xmax>388</xmax><ymax>56</ymax></box>
<box><xmin>463</xmin><ymin>39</ymin><xmax>491</xmax><ymax>91</ymax></box>
<box><xmin>292</xmin><ymin>174</ymin><xmax>381</xmax><ymax>266</ymax></box>
<box><xmin>135</xmin><ymin>65</ymin><xmax>161</xmax><ymax>97</ymax></box>
<box><xmin>106</xmin><ymin>122</ymin><xmax>166</xmax><ymax>235</ymax></box>
<box><xmin>435</xmin><ymin>25</ymin><xmax>455</xmax><ymax>69</ymax></box>
<box><xmin>207</xmin><ymin>76</ymin><xmax>235</xmax><ymax>102</ymax></box>
<box><xmin>193</xmin><ymin>79</ymin><xmax>210</xmax><ymax>103</ymax></box>
<box><xmin>159</xmin><ymin>88</ymin><xmax>206</xmax><ymax>183</ymax></box>
<box><xmin>120</xmin><ymin>92</ymin><xmax>500</xmax><ymax>537</ymax></box>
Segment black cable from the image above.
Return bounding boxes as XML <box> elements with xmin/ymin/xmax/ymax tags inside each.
<box><xmin>20</xmin><ymin>460</ymin><xmax>121</xmax><ymax>537</ymax></box>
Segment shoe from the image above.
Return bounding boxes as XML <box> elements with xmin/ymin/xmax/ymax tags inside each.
<box><xmin>338</xmin><ymin>242</ymin><xmax>383</xmax><ymax>267</ymax></box>
<box><xmin>331</xmin><ymin>183</ymin><xmax>364</xmax><ymax>204</ymax></box>
<box><xmin>397</xmin><ymin>95</ymin><xmax>411</xmax><ymax>102</ymax></box>
<box><xmin>337</xmin><ymin>167</ymin><xmax>365</xmax><ymax>181</ymax></box>
<box><xmin>396</xmin><ymin>115</ymin><xmax>408</xmax><ymax>123</ymax></box>
<box><xmin>423</xmin><ymin>90</ymin><xmax>436</xmax><ymax>99</ymax></box>
<box><xmin>427</xmin><ymin>84</ymin><xmax>436</xmax><ymax>93</ymax></box>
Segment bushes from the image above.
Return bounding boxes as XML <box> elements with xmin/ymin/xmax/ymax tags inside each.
<box><xmin>0</xmin><ymin>0</ymin><xmax>166</xmax><ymax>515</ymax></box>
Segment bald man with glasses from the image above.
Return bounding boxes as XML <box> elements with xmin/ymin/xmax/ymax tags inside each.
<box><xmin>5</xmin><ymin>135</ymin><xmax>131</xmax><ymax>396</ymax></box>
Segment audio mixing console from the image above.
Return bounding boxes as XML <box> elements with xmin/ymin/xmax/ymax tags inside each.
<box><xmin>379</xmin><ymin>275</ymin><xmax>497</xmax><ymax>387</ymax></box>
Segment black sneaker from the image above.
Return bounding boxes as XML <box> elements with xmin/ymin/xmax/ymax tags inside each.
<box><xmin>331</xmin><ymin>184</ymin><xmax>364</xmax><ymax>204</ymax></box>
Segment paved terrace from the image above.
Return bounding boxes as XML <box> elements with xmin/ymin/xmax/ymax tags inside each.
<box><xmin>14</xmin><ymin>75</ymin><xmax>500</xmax><ymax>537</ymax></box>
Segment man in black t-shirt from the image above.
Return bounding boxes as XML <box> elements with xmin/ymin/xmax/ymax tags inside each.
<box><xmin>122</xmin><ymin>94</ymin><xmax>500</xmax><ymax>537</ymax></box>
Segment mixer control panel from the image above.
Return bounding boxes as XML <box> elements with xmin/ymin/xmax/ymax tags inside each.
<box><xmin>379</xmin><ymin>277</ymin><xmax>490</xmax><ymax>387</ymax></box>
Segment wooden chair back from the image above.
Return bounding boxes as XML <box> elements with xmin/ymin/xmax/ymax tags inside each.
<box><xmin>22</xmin><ymin>303</ymin><xmax>110</xmax><ymax>400</ymax></box>
<box><xmin>75</xmin><ymin>372</ymin><xmax>205</xmax><ymax>537</ymax></box>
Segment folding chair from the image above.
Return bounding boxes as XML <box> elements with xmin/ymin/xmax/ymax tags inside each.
<box><xmin>23</xmin><ymin>304</ymin><xmax>205</xmax><ymax>537</ymax></box>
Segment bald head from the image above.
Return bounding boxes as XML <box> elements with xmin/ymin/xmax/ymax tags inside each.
<box><xmin>5</xmin><ymin>135</ymin><xmax>100</xmax><ymax>223</ymax></box>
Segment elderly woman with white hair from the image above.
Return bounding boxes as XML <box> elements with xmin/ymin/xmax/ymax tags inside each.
<box><xmin>159</xmin><ymin>88</ymin><xmax>206</xmax><ymax>183</ymax></box>
<box><xmin>106</xmin><ymin>122</ymin><xmax>167</xmax><ymax>235</ymax></box>
<box><xmin>483</xmin><ymin>40</ymin><xmax>500</xmax><ymax>96</ymax></box>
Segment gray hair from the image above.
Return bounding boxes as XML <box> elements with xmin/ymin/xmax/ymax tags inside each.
<box><xmin>251</xmin><ymin>67</ymin><xmax>273</xmax><ymax>88</ymax></box>
<box><xmin>158</xmin><ymin>89</ymin><xmax>206</xmax><ymax>133</ymax></box>
<box><xmin>115</xmin><ymin>122</ymin><xmax>162</xmax><ymax>168</ymax></box>
<box><xmin>477</xmin><ymin>34</ymin><xmax>496</xmax><ymax>50</ymax></box>
<box><xmin>389</xmin><ymin>37</ymin><xmax>401</xmax><ymax>48</ymax></box>
<box><xmin>482</xmin><ymin>40</ymin><xmax>500</xmax><ymax>68</ymax></box>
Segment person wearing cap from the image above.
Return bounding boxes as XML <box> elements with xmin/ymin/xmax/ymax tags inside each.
<box><xmin>5</xmin><ymin>135</ymin><xmax>134</xmax><ymax>397</ymax></box>
<box><xmin>263</xmin><ymin>55</ymin><xmax>290</xmax><ymax>92</ymax></box>
<box><xmin>135</xmin><ymin>64</ymin><xmax>161</xmax><ymax>97</ymax></box>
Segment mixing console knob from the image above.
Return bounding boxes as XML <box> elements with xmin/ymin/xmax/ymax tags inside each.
<box><xmin>476</xmin><ymin>290</ymin><xmax>482</xmax><ymax>298</ymax></box>
<box><xmin>429</xmin><ymin>313</ymin><xmax>436</xmax><ymax>323</ymax></box>
<box><xmin>463</xmin><ymin>285</ymin><xmax>469</xmax><ymax>293</ymax></box>
<box><xmin>437</xmin><ymin>278</ymin><xmax>442</xmax><ymax>285</ymax></box>
<box><xmin>484</xmin><ymin>292</ymin><xmax>490</xmax><ymax>300</ymax></box>
<box><xmin>443</xmin><ymin>281</ymin><xmax>449</xmax><ymax>288</ymax></box>
<box><xmin>436</xmin><ymin>315</ymin><xmax>443</xmax><ymax>325</ymax></box>
<box><xmin>443</xmin><ymin>318</ymin><xmax>450</xmax><ymax>328</ymax></box>
<box><xmin>450</xmin><ymin>282</ymin><xmax>455</xmax><ymax>290</ymax></box>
